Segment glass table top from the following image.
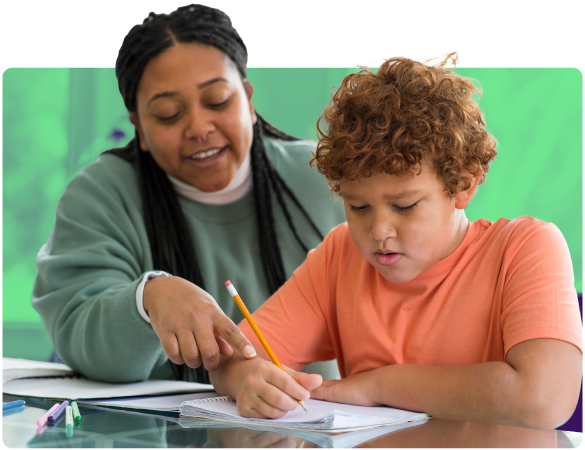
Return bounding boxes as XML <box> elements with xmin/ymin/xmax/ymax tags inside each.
<box><xmin>2</xmin><ymin>395</ymin><xmax>581</xmax><ymax>448</ymax></box>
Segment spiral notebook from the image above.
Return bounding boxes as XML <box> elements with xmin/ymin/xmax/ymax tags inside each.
<box><xmin>180</xmin><ymin>396</ymin><xmax>430</xmax><ymax>433</ymax></box>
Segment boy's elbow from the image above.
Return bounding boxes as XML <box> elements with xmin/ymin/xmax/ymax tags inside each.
<box><xmin>514</xmin><ymin>383</ymin><xmax>580</xmax><ymax>430</ymax></box>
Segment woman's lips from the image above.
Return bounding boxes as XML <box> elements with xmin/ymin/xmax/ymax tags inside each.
<box><xmin>375</xmin><ymin>252</ymin><xmax>403</xmax><ymax>266</ymax></box>
<box><xmin>186</xmin><ymin>146</ymin><xmax>228</xmax><ymax>168</ymax></box>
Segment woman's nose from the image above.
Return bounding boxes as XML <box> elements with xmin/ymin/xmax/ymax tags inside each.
<box><xmin>184</xmin><ymin>109</ymin><xmax>215</xmax><ymax>141</ymax></box>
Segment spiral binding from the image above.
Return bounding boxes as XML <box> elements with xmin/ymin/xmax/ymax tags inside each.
<box><xmin>191</xmin><ymin>396</ymin><xmax>231</xmax><ymax>403</ymax></box>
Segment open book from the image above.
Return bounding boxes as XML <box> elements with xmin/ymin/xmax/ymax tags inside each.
<box><xmin>2</xmin><ymin>357</ymin><xmax>214</xmax><ymax>400</ymax></box>
<box><xmin>2</xmin><ymin>357</ymin><xmax>74</xmax><ymax>384</ymax></box>
<box><xmin>180</xmin><ymin>396</ymin><xmax>430</xmax><ymax>433</ymax></box>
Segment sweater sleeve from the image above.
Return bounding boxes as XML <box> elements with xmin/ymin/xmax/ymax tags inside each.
<box><xmin>32</xmin><ymin>154</ymin><xmax>167</xmax><ymax>382</ymax></box>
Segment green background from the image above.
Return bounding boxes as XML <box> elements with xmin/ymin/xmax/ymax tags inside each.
<box><xmin>2</xmin><ymin>68</ymin><xmax>582</xmax><ymax>361</ymax></box>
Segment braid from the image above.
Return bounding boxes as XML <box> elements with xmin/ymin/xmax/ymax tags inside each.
<box><xmin>110</xmin><ymin>4</ymin><xmax>324</xmax><ymax>384</ymax></box>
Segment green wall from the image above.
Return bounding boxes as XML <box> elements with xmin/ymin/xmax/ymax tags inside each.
<box><xmin>2</xmin><ymin>68</ymin><xmax>582</xmax><ymax>359</ymax></box>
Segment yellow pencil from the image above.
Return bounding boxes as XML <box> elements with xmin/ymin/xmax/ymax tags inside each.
<box><xmin>225</xmin><ymin>280</ymin><xmax>307</xmax><ymax>412</ymax></box>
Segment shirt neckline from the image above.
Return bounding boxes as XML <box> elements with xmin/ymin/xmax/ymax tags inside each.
<box><xmin>167</xmin><ymin>151</ymin><xmax>252</xmax><ymax>205</ymax></box>
<box><xmin>412</xmin><ymin>219</ymin><xmax>482</xmax><ymax>280</ymax></box>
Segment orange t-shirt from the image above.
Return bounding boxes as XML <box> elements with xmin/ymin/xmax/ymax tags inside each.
<box><xmin>239</xmin><ymin>217</ymin><xmax>583</xmax><ymax>378</ymax></box>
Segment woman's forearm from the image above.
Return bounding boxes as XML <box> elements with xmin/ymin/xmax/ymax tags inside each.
<box><xmin>371</xmin><ymin>361</ymin><xmax>524</xmax><ymax>425</ymax></box>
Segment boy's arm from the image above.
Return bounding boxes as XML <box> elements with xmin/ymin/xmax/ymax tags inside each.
<box><xmin>210</xmin><ymin>344</ymin><xmax>267</xmax><ymax>403</ymax></box>
<box><xmin>209</xmin><ymin>344</ymin><xmax>322</xmax><ymax>418</ymax></box>
<box><xmin>311</xmin><ymin>337</ymin><xmax>582</xmax><ymax>429</ymax></box>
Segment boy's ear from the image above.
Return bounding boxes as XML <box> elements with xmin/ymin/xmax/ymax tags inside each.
<box><xmin>454</xmin><ymin>172</ymin><xmax>482</xmax><ymax>210</ymax></box>
<box><xmin>129</xmin><ymin>112</ymin><xmax>149</xmax><ymax>152</ymax></box>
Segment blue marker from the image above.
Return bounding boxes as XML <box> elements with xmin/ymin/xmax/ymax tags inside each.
<box><xmin>3</xmin><ymin>400</ymin><xmax>25</xmax><ymax>411</ymax></box>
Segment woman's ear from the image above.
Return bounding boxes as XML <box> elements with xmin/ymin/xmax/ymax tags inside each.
<box><xmin>129</xmin><ymin>112</ymin><xmax>149</xmax><ymax>151</ymax></box>
<box><xmin>454</xmin><ymin>172</ymin><xmax>482</xmax><ymax>210</ymax></box>
<box><xmin>244</xmin><ymin>80</ymin><xmax>257</xmax><ymax>125</ymax></box>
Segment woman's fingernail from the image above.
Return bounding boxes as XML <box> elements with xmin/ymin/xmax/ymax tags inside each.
<box><xmin>244</xmin><ymin>345</ymin><xmax>256</xmax><ymax>357</ymax></box>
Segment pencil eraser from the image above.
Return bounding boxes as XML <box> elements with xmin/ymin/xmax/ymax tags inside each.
<box><xmin>224</xmin><ymin>280</ymin><xmax>231</xmax><ymax>286</ymax></box>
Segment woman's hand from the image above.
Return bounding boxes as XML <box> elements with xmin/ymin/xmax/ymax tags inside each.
<box><xmin>234</xmin><ymin>359</ymin><xmax>323</xmax><ymax>419</ymax></box>
<box><xmin>143</xmin><ymin>276</ymin><xmax>256</xmax><ymax>371</ymax></box>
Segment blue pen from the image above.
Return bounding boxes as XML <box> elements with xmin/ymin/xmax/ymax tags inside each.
<box><xmin>3</xmin><ymin>400</ymin><xmax>25</xmax><ymax>410</ymax></box>
<box><xmin>48</xmin><ymin>400</ymin><xmax>70</xmax><ymax>423</ymax></box>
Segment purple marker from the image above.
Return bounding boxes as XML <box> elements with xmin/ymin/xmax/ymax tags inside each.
<box><xmin>47</xmin><ymin>400</ymin><xmax>69</xmax><ymax>423</ymax></box>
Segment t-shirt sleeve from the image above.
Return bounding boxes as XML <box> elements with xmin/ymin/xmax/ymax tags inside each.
<box><xmin>502</xmin><ymin>221</ymin><xmax>583</xmax><ymax>355</ymax></box>
<box><xmin>238</xmin><ymin>227</ymin><xmax>343</xmax><ymax>371</ymax></box>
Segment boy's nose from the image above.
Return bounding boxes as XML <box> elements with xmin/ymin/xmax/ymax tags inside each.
<box><xmin>369</xmin><ymin>216</ymin><xmax>397</xmax><ymax>242</ymax></box>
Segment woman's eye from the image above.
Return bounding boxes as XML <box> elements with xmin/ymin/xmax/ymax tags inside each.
<box><xmin>209</xmin><ymin>98</ymin><xmax>230</xmax><ymax>108</ymax></box>
<box><xmin>349</xmin><ymin>204</ymin><xmax>369</xmax><ymax>212</ymax></box>
<box><xmin>158</xmin><ymin>114</ymin><xmax>179</xmax><ymax>122</ymax></box>
<box><xmin>158</xmin><ymin>98</ymin><xmax>230</xmax><ymax>122</ymax></box>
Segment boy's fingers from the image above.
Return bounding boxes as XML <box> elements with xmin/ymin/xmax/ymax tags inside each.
<box><xmin>265</xmin><ymin>367</ymin><xmax>310</xmax><ymax>403</ymax></box>
<box><xmin>216</xmin><ymin>316</ymin><xmax>256</xmax><ymax>359</ymax></box>
<box><xmin>285</xmin><ymin>367</ymin><xmax>323</xmax><ymax>391</ymax></box>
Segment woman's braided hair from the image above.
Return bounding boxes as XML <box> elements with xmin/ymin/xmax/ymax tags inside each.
<box><xmin>109</xmin><ymin>4</ymin><xmax>323</xmax><ymax>383</ymax></box>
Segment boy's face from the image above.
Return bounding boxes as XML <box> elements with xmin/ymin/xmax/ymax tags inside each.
<box><xmin>339</xmin><ymin>162</ymin><xmax>471</xmax><ymax>283</ymax></box>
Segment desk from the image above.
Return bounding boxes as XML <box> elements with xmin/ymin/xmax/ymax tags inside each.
<box><xmin>3</xmin><ymin>395</ymin><xmax>581</xmax><ymax>448</ymax></box>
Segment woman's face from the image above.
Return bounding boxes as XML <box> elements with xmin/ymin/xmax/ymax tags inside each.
<box><xmin>130</xmin><ymin>42</ymin><xmax>256</xmax><ymax>191</ymax></box>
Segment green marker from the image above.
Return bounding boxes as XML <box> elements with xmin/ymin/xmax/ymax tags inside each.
<box><xmin>65</xmin><ymin>405</ymin><xmax>73</xmax><ymax>430</ymax></box>
<box><xmin>71</xmin><ymin>401</ymin><xmax>81</xmax><ymax>423</ymax></box>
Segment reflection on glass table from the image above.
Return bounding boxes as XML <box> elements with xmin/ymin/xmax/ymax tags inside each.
<box><xmin>2</xmin><ymin>395</ymin><xmax>581</xmax><ymax>448</ymax></box>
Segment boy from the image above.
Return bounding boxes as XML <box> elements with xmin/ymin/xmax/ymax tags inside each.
<box><xmin>210</xmin><ymin>54</ymin><xmax>582</xmax><ymax>429</ymax></box>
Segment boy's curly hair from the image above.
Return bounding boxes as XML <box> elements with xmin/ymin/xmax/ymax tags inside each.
<box><xmin>312</xmin><ymin>53</ymin><xmax>497</xmax><ymax>196</ymax></box>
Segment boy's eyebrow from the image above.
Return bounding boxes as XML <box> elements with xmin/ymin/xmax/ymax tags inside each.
<box><xmin>384</xmin><ymin>189</ymin><xmax>421</xmax><ymax>200</ymax></box>
<box><xmin>341</xmin><ymin>189</ymin><xmax>420</xmax><ymax>201</ymax></box>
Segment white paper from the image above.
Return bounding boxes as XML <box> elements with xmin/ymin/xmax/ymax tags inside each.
<box><xmin>3</xmin><ymin>376</ymin><xmax>214</xmax><ymax>400</ymax></box>
<box><xmin>2</xmin><ymin>357</ymin><xmax>74</xmax><ymax>384</ymax></box>
<box><xmin>80</xmin><ymin>391</ymin><xmax>217</xmax><ymax>411</ymax></box>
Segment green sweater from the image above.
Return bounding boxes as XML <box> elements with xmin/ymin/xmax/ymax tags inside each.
<box><xmin>32</xmin><ymin>137</ymin><xmax>345</xmax><ymax>382</ymax></box>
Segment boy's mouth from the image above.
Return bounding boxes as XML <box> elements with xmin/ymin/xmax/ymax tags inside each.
<box><xmin>375</xmin><ymin>251</ymin><xmax>402</xmax><ymax>266</ymax></box>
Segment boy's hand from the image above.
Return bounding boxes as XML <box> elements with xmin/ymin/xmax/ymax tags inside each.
<box><xmin>310</xmin><ymin>370</ymin><xmax>381</xmax><ymax>407</ymax></box>
<box><xmin>235</xmin><ymin>359</ymin><xmax>323</xmax><ymax>419</ymax></box>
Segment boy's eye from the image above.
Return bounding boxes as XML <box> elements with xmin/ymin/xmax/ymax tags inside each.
<box><xmin>349</xmin><ymin>202</ymin><xmax>418</xmax><ymax>212</ymax></box>
<box><xmin>394</xmin><ymin>201</ymin><xmax>418</xmax><ymax>213</ymax></box>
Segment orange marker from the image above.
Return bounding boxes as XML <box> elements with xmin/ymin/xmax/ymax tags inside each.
<box><xmin>225</xmin><ymin>280</ymin><xmax>307</xmax><ymax>412</ymax></box>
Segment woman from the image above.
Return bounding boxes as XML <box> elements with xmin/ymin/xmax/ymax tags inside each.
<box><xmin>32</xmin><ymin>4</ymin><xmax>345</xmax><ymax>383</ymax></box>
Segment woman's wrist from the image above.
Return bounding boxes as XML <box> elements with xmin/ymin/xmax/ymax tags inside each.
<box><xmin>142</xmin><ymin>276</ymin><xmax>166</xmax><ymax>317</ymax></box>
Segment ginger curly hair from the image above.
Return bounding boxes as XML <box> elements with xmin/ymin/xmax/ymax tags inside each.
<box><xmin>312</xmin><ymin>53</ymin><xmax>497</xmax><ymax>196</ymax></box>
